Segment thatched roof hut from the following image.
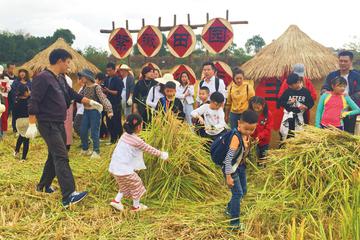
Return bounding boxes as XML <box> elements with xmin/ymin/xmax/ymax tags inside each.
<box><xmin>20</xmin><ymin>38</ymin><xmax>100</xmax><ymax>75</ymax></box>
<box><xmin>241</xmin><ymin>25</ymin><xmax>338</xmax><ymax>81</ymax></box>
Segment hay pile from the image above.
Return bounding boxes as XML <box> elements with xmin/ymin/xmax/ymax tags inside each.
<box><xmin>246</xmin><ymin>126</ymin><xmax>360</xmax><ymax>239</ymax></box>
<box><xmin>1</xmin><ymin>121</ymin><xmax>359</xmax><ymax>239</ymax></box>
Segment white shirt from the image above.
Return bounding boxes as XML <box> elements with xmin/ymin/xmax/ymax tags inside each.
<box><xmin>121</xmin><ymin>76</ymin><xmax>127</xmax><ymax>102</ymax></box>
<box><xmin>342</xmin><ymin>74</ymin><xmax>349</xmax><ymax>95</ymax></box>
<box><xmin>176</xmin><ymin>84</ymin><xmax>194</xmax><ymax>105</ymax></box>
<box><xmin>146</xmin><ymin>85</ymin><xmax>164</xmax><ymax>109</ymax></box>
<box><xmin>76</xmin><ymin>87</ymin><xmax>84</xmax><ymax>115</ymax></box>
<box><xmin>191</xmin><ymin>104</ymin><xmax>227</xmax><ymax>135</ymax></box>
<box><xmin>108</xmin><ymin>133</ymin><xmax>161</xmax><ymax>176</ymax></box>
<box><xmin>196</xmin><ymin>76</ymin><xmax>227</xmax><ymax>103</ymax></box>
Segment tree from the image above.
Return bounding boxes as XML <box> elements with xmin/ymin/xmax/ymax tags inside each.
<box><xmin>83</xmin><ymin>46</ymin><xmax>109</xmax><ymax>72</ymax></box>
<box><xmin>158</xmin><ymin>33</ymin><xmax>168</xmax><ymax>57</ymax></box>
<box><xmin>52</xmin><ymin>29</ymin><xmax>76</xmax><ymax>45</ymax></box>
<box><xmin>245</xmin><ymin>35</ymin><xmax>266</xmax><ymax>54</ymax></box>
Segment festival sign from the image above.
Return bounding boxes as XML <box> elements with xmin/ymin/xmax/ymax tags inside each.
<box><xmin>213</xmin><ymin>61</ymin><xmax>233</xmax><ymax>86</ymax></box>
<box><xmin>137</xmin><ymin>25</ymin><xmax>163</xmax><ymax>57</ymax></box>
<box><xmin>201</xmin><ymin>18</ymin><xmax>234</xmax><ymax>54</ymax></box>
<box><xmin>108</xmin><ymin>28</ymin><xmax>133</xmax><ymax>59</ymax></box>
<box><xmin>171</xmin><ymin>64</ymin><xmax>197</xmax><ymax>85</ymax></box>
<box><xmin>167</xmin><ymin>25</ymin><xmax>196</xmax><ymax>58</ymax></box>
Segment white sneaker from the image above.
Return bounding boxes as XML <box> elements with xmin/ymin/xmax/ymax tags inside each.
<box><xmin>110</xmin><ymin>200</ymin><xmax>124</xmax><ymax>211</ymax></box>
<box><xmin>90</xmin><ymin>152</ymin><xmax>101</xmax><ymax>159</ymax></box>
<box><xmin>80</xmin><ymin>150</ymin><xmax>92</xmax><ymax>156</ymax></box>
<box><xmin>131</xmin><ymin>203</ymin><xmax>148</xmax><ymax>212</ymax></box>
<box><xmin>13</xmin><ymin>151</ymin><xmax>19</xmax><ymax>158</ymax></box>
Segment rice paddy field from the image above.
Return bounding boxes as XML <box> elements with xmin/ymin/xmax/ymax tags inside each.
<box><xmin>0</xmin><ymin>114</ymin><xmax>359</xmax><ymax>240</ymax></box>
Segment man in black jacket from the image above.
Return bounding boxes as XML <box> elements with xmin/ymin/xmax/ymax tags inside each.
<box><xmin>26</xmin><ymin>48</ymin><xmax>103</xmax><ymax>208</ymax></box>
<box><xmin>321</xmin><ymin>51</ymin><xmax>360</xmax><ymax>133</ymax></box>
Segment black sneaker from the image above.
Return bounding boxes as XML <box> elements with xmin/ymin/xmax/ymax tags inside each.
<box><xmin>36</xmin><ymin>185</ymin><xmax>56</xmax><ymax>194</ymax></box>
<box><xmin>45</xmin><ymin>186</ymin><xmax>56</xmax><ymax>193</ymax></box>
<box><xmin>62</xmin><ymin>191</ymin><xmax>88</xmax><ymax>208</ymax></box>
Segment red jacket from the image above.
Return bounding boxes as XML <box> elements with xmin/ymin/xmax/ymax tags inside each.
<box><xmin>251</xmin><ymin>111</ymin><xmax>273</xmax><ymax>146</ymax></box>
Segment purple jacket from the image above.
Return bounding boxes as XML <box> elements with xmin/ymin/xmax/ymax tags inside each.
<box><xmin>28</xmin><ymin>69</ymin><xmax>83</xmax><ymax>122</ymax></box>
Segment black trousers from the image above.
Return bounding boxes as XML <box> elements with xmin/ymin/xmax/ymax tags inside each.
<box><xmin>106</xmin><ymin>105</ymin><xmax>123</xmax><ymax>143</ymax></box>
<box><xmin>100</xmin><ymin>111</ymin><xmax>108</xmax><ymax>138</ymax></box>
<box><xmin>344</xmin><ymin>115</ymin><xmax>357</xmax><ymax>134</ymax></box>
<box><xmin>15</xmin><ymin>135</ymin><xmax>29</xmax><ymax>159</ymax></box>
<box><xmin>37</xmin><ymin>121</ymin><xmax>75</xmax><ymax>200</ymax></box>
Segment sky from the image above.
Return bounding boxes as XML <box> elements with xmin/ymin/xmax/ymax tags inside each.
<box><xmin>0</xmin><ymin>0</ymin><xmax>359</xmax><ymax>52</ymax></box>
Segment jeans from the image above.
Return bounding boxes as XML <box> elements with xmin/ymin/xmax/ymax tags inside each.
<box><xmin>80</xmin><ymin>109</ymin><xmax>101</xmax><ymax>153</ymax></box>
<box><xmin>106</xmin><ymin>105</ymin><xmax>123</xmax><ymax>143</ymax></box>
<box><xmin>121</xmin><ymin>98</ymin><xmax>132</xmax><ymax>119</ymax></box>
<box><xmin>225</xmin><ymin>164</ymin><xmax>247</xmax><ymax>226</ymax></box>
<box><xmin>257</xmin><ymin>144</ymin><xmax>269</xmax><ymax>159</ymax></box>
<box><xmin>183</xmin><ymin>103</ymin><xmax>194</xmax><ymax>125</ymax></box>
<box><xmin>37</xmin><ymin>121</ymin><xmax>76</xmax><ymax>200</ymax></box>
<box><xmin>229</xmin><ymin>112</ymin><xmax>242</xmax><ymax>130</ymax></box>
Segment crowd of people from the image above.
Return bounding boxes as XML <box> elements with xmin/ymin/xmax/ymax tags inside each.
<box><xmin>0</xmin><ymin>48</ymin><xmax>359</xmax><ymax>230</ymax></box>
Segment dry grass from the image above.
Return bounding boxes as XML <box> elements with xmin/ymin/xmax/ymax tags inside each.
<box><xmin>241</xmin><ymin>25</ymin><xmax>339</xmax><ymax>81</ymax></box>
<box><xmin>0</xmin><ymin>124</ymin><xmax>359</xmax><ymax>239</ymax></box>
<box><xmin>20</xmin><ymin>38</ymin><xmax>100</xmax><ymax>75</ymax></box>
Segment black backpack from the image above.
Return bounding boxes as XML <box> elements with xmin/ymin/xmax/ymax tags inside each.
<box><xmin>210</xmin><ymin>129</ymin><xmax>243</xmax><ymax>166</ymax></box>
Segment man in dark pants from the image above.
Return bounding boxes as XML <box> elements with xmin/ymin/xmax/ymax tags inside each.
<box><xmin>104</xmin><ymin>63</ymin><xmax>124</xmax><ymax>144</ymax></box>
<box><xmin>26</xmin><ymin>48</ymin><xmax>103</xmax><ymax>208</ymax></box>
<box><xmin>321</xmin><ymin>50</ymin><xmax>360</xmax><ymax>134</ymax></box>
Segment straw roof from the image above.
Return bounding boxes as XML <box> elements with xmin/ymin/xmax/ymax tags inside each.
<box><xmin>20</xmin><ymin>38</ymin><xmax>100</xmax><ymax>74</ymax></box>
<box><xmin>241</xmin><ymin>25</ymin><xmax>338</xmax><ymax>81</ymax></box>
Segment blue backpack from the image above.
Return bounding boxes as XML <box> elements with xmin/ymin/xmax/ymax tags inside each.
<box><xmin>210</xmin><ymin>129</ymin><xmax>243</xmax><ymax>166</ymax></box>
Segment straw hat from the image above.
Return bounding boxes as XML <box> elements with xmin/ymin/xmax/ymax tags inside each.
<box><xmin>155</xmin><ymin>73</ymin><xmax>180</xmax><ymax>86</ymax></box>
<box><xmin>118</xmin><ymin>64</ymin><xmax>131</xmax><ymax>71</ymax></box>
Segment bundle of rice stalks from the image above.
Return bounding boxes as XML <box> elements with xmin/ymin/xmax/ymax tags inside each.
<box><xmin>246</xmin><ymin>126</ymin><xmax>360</xmax><ymax>238</ymax></box>
<box><xmin>139</xmin><ymin>112</ymin><xmax>224</xmax><ymax>204</ymax></box>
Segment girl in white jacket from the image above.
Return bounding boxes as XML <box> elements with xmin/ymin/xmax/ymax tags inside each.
<box><xmin>176</xmin><ymin>72</ymin><xmax>194</xmax><ymax>125</ymax></box>
<box><xmin>108</xmin><ymin>114</ymin><xmax>168</xmax><ymax>211</ymax></box>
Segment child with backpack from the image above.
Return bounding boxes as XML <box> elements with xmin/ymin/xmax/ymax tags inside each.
<box><xmin>210</xmin><ymin>110</ymin><xmax>258</xmax><ymax>230</ymax></box>
<box><xmin>316</xmin><ymin>76</ymin><xmax>360</xmax><ymax>130</ymax></box>
<box><xmin>249</xmin><ymin>96</ymin><xmax>273</xmax><ymax>166</ymax></box>
<box><xmin>191</xmin><ymin>92</ymin><xmax>227</xmax><ymax>141</ymax></box>
<box><xmin>225</xmin><ymin>68</ymin><xmax>255</xmax><ymax>129</ymax></box>
<box><xmin>108</xmin><ymin>114</ymin><xmax>169</xmax><ymax>211</ymax></box>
